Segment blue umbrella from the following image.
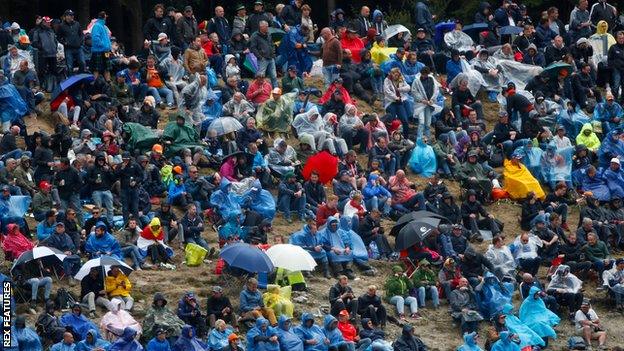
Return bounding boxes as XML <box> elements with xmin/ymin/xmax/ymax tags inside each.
<box><xmin>499</xmin><ymin>25</ymin><xmax>523</xmax><ymax>35</ymax></box>
<box><xmin>463</xmin><ymin>22</ymin><xmax>489</xmax><ymax>41</ymax></box>
<box><xmin>220</xmin><ymin>243</ymin><xmax>274</xmax><ymax>273</ymax></box>
<box><xmin>59</xmin><ymin>73</ymin><xmax>95</xmax><ymax>92</ymax></box>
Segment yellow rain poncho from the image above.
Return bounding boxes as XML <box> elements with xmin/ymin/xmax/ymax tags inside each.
<box><xmin>589</xmin><ymin>20</ymin><xmax>616</xmax><ymax>64</ymax></box>
<box><xmin>370</xmin><ymin>41</ymin><xmax>395</xmax><ymax>65</ymax></box>
<box><xmin>576</xmin><ymin>123</ymin><xmax>601</xmax><ymax>152</ymax></box>
<box><xmin>503</xmin><ymin>158</ymin><xmax>545</xmax><ymax>200</ymax></box>
<box><xmin>262</xmin><ymin>285</ymin><xmax>294</xmax><ymax>317</ymax></box>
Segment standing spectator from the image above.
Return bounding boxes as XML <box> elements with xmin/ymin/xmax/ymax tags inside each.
<box><xmin>233</xmin><ymin>5</ymin><xmax>248</xmax><ymax>36</ymax></box>
<box><xmin>608</xmin><ymin>31</ymin><xmax>624</xmax><ymax>101</ymax></box>
<box><xmin>590</xmin><ymin>0</ymin><xmax>617</xmax><ymax>29</ymax></box>
<box><xmin>86</xmin><ymin>154</ymin><xmax>116</xmax><ymax>225</ymax></box>
<box><xmin>143</xmin><ymin>4</ymin><xmax>170</xmax><ymax>41</ymax></box>
<box><xmin>91</xmin><ymin>12</ymin><xmax>113</xmax><ymax>81</ymax></box>
<box><xmin>114</xmin><ymin>152</ymin><xmax>143</xmax><ymax>222</ymax></box>
<box><xmin>53</xmin><ymin>157</ymin><xmax>83</xmax><ymax>224</ymax></box>
<box><xmin>414</xmin><ymin>1</ymin><xmax>435</xmax><ymax>36</ymax></box>
<box><xmin>249</xmin><ymin>21</ymin><xmax>277</xmax><ymax>87</ymax></box>
<box><xmin>57</xmin><ymin>9</ymin><xmax>85</xmax><ymax>73</ymax></box>
<box><xmin>281</xmin><ymin>0</ymin><xmax>303</xmax><ymax>27</ymax></box>
<box><xmin>384</xmin><ymin>68</ymin><xmax>411</xmax><ymax>137</ymax></box>
<box><xmin>183</xmin><ymin>36</ymin><xmax>208</xmax><ymax>75</ymax></box>
<box><xmin>569</xmin><ymin>0</ymin><xmax>592</xmax><ymax>41</ymax></box>
<box><xmin>247</xmin><ymin>0</ymin><xmax>272</xmax><ymax>35</ymax></box>
<box><xmin>208</xmin><ymin>6</ymin><xmax>231</xmax><ymax>46</ymax></box>
<box><xmin>320</xmin><ymin>27</ymin><xmax>342</xmax><ymax>87</ymax></box>
<box><xmin>176</xmin><ymin>6</ymin><xmax>199</xmax><ymax>49</ymax></box>
<box><xmin>31</xmin><ymin>16</ymin><xmax>58</xmax><ymax>91</ymax></box>
<box><xmin>354</xmin><ymin>7</ymin><xmax>371</xmax><ymax>38</ymax></box>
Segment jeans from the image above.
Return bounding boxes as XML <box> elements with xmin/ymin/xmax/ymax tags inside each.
<box><xmin>278</xmin><ymin>193</ymin><xmax>306</xmax><ymax>219</ymax></box>
<box><xmin>366</xmin><ymin>196</ymin><xmax>390</xmax><ymax>215</ymax></box>
<box><xmin>257</xmin><ymin>58</ymin><xmax>278</xmax><ymax>87</ymax></box>
<box><xmin>26</xmin><ymin>277</ymin><xmax>52</xmax><ymax>301</ymax></box>
<box><xmin>65</xmin><ymin>47</ymin><xmax>86</xmax><ymax>73</ymax></box>
<box><xmin>322</xmin><ymin>65</ymin><xmax>340</xmax><ymax>87</ymax></box>
<box><xmin>389</xmin><ymin>295</ymin><xmax>418</xmax><ymax>315</ymax></box>
<box><xmin>186</xmin><ymin>235</ymin><xmax>210</xmax><ymax>251</ymax></box>
<box><xmin>613</xmin><ymin>69</ymin><xmax>623</xmax><ymax>99</ymax></box>
<box><xmin>121</xmin><ymin>245</ymin><xmax>143</xmax><ymax>269</ymax></box>
<box><xmin>417</xmin><ymin>108</ymin><xmax>433</xmax><ymax>139</ymax></box>
<box><xmin>58</xmin><ymin>102</ymin><xmax>81</xmax><ymax>123</ymax></box>
<box><xmin>111</xmin><ymin>296</ymin><xmax>134</xmax><ymax>310</ymax></box>
<box><xmin>441</xmin><ymin>130</ymin><xmax>468</xmax><ymax>146</ymax></box>
<box><xmin>416</xmin><ymin>286</ymin><xmax>440</xmax><ymax>307</ymax></box>
<box><xmin>82</xmin><ymin>292</ymin><xmax>114</xmax><ymax>312</ymax></box>
<box><xmin>386</xmin><ymin>101</ymin><xmax>410</xmax><ymax>137</ymax></box>
<box><xmin>92</xmin><ymin>190</ymin><xmax>114</xmax><ymax>225</ymax></box>
<box><xmin>147</xmin><ymin>86</ymin><xmax>174</xmax><ymax>105</ymax></box>
<box><xmin>60</xmin><ymin>194</ymin><xmax>83</xmax><ymax>225</ymax></box>
<box><xmin>120</xmin><ymin>187</ymin><xmax>139</xmax><ymax>222</ymax></box>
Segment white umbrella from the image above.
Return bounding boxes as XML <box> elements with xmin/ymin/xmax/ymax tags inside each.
<box><xmin>265</xmin><ymin>244</ymin><xmax>317</xmax><ymax>271</ymax></box>
<box><xmin>10</xmin><ymin>246</ymin><xmax>67</xmax><ymax>274</ymax></box>
<box><xmin>208</xmin><ymin>117</ymin><xmax>244</xmax><ymax>136</ymax></box>
<box><xmin>383</xmin><ymin>24</ymin><xmax>411</xmax><ymax>42</ymax></box>
<box><xmin>74</xmin><ymin>256</ymin><xmax>133</xmax><ymax>280</ymax></box>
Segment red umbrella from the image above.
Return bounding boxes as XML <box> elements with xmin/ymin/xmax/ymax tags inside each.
<box><xmin>302</xmin><ymin>151</ymin><xmax>339</xmax><ymax>184</ymax></box>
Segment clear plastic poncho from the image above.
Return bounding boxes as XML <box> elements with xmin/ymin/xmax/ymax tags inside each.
<box><xmin>546</xmin><ymin>265</ymin><xmax>582</xmax><ymax>293</ymax></box>
<box><xmin>444</xmin><ymin>31</ymin><xmax>474</xmax><ymax>52</ymax></box>
<box><xmin>540</xmin><ymin>144</ymin><xmax>573</xmax><ymax>186</ymax></box>
<box><xmin>448</xmin><ymin>60</ymin><xmax>486</xmax><ymax>97</ymax></box>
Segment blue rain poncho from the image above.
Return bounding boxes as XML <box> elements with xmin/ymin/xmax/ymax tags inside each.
<box><xmin>13</xmin><ymin>316</ymin><xmax>43</xmax><ymax>351</ymax></box>
<box><xmin>578</xmin><ymin>169</ymin><xmax>611</xmax><ymax>201</ymax></box>
<box><xmin>277</xmin><ymin>25</ymin><xmax>313</xmax><ymax>74</ymax></box>
<box><xmin>172</xmin><ymin>325</ymin><xmax>208</xmax><ymax>351</ymax></box>
<box><xmin>323</xmin><ymin>314</ymin><xmax>348</xmax><ymax>349</ymax></box>
<box><xmin>475</xmin><ymin>272</ymin><xmax>514</xmax><ymax>319</ymax></box>
<box><xmin>200</xmin><ymin>89</ymin><xmax>223</xmax><ymax>128</ymax></box>
<box><xmin>247</xmin><ymin>317</ymin><xmax>280</xmax><ymax>351</ymax></box>
<box><xmin>501</xmin><ymin>304</ymin><xmax>546</xmax><ymax>348</ymax></box>
<box><xmin>60</xmin><ymin>309</ymin><xmax>100</xmax><ymax>341</ymax></box>
<box><xmin>321</xmin><ymin>217</ymin><xmax>354</xmax><ymax>263</ymax></box>
<box><xmin>240</xmin><ymin>180</ymin><xmax>276</xmax><ymax>220</ymax></box>
<box><xmin>207</xmin><ymin>326</ymin><xmax>234</xmax><ymax>350</ymax></box>
<box><xmin>0</xmin><ymin>83</ymin><xmax>27</xmax><ymax>124</ymax></box>
<box><xmin>408</xmin><ymin>138</ymin><xmax>437</xmax><ymax>177</ymax></box>
<box><xmin>517</xmin><ymin>141</ymin><xmax>543</xmax><ymax>181</ymax></box>
<box><xmin>109</xmin><ymin>327</ymin><xmax>144</xmax><ymax>351</ymax></box>
<box><xmin>84</xmin><ymin>222</ymin><xmax>122</xmax><ymax>259</ymax></box>
<box><xmin>603</xmin><ymin>165</ymin><xmax>624</xmax><ymax>199</ymax></box>
<box><xmin>290</xmin><ymin>225</ymin><xmax>328</xmax><ymax>262</ymax></box>
<box><xmin>490</xmin><ymin>331</ymin><xmax>521</xmax><ymax>351</ymax></box>
<box><xmin>338</xmin><ymin>216</ymin><xmax>368</xmax><ymax>261</ymax></box>
<box><xmin>293</xmin><ymin>313</ymin><xmax>326</xmax><ymax>351</ymax></box>
<box><xmin>276</xmin><ymin>315</ymin><xmax>304</xmax><ymax>351</ymax></box>
<box><xmin>210</xmin><ymin>178</ymin><xmax>243</xmax><ymax>221</ymax></box>
<box><xmin>457</xmin><ymin>332</ymin><xmax>483</xmax><ymax>351</ymax></box>
<box><xmin>146</xmin><ymin>337</ymin><xmax>171</xmax><ymax>351</ymax></box>
<box><xmin>518</xmin><ymin>286</ymin><xmax>559</xmax><ymax>338</ymax></box>
<box><xmin>598</xmin><ymin>131</ymin><xmax>624</xmax><ymax>168</ymax></box>
<box><xmin>540</xmin><ymin>144</ymin><xmax>573</xmax><ymax>187</ymax></box>
<box><xmin>593</xmin><ymin>100</ymin><xmax>623</xmax><ymax>132</ymax></box>
<box><xmin>558</xmin><ymin>105</ymin><xmax>590</xmax><ymax>139</ymax></box>
<box><xmin>76</xmin><ymin>329</ymin><xmax>111</xmax><ymax>351</ymax></box>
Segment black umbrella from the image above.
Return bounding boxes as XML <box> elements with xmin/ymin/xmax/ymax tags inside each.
<box><xmin>394</xmin><ymin>217</ymin><xmax>441</xmax><ymax>251</ymax></box>
<box><xmin>220</xmin><ymin>151</ymin><xmax>254</xmax><ymax>167</ymax></box>
<box><xmin>10</xmin><ymin>246</ymin><xmax>66</xmax><ymax>275</ymax></box>
<box><xmin>390</xmin><ymin>210</ymin><xmax>449</xmax><ymax>236</ymax></box>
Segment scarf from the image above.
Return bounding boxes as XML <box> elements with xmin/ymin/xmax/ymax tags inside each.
<box><xmin>349</xmin><ymin>199</ymin><xmax>365</xmax><ymax>219</ymax></box>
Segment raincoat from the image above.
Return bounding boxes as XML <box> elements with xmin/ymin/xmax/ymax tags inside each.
<box><xmin>60</xmin><ymin>307</ymin><xmax>100</xmax><ymax>341</ymax></box>
<box><xmin>256</xmin><ymin>92</ymin><xmax>297</xmax><ymax>133</ymax></box>
<box><xmin>540</xmin><ymin>144</ymin><xmax>573</xmax><ymax>186</ymax></box>
<box><xmin>172</xmin><ymin>325</ymin><xmax>207</xmax><ymax>351</ymax></box>
<box><xmin>578</xmin><ymin>169</ymin><xmax>611</xmax><ymax>201</ymax></box>
<box><xmin>241</xmin><ymin>180</ymin><xmax>276</xmax><ymax>220</ymax></box>
<box><xmin>518</xmin><ymin>286</ymin><xmax>559</xmax><ymax>338</ymax></box>
<box><xmin>323</xmin><ymin>315</ymin><xmax>348</xmax><ymax>349</ymax></box>
<box><xmin>294</xmin><ymin>313</ymin><xmax>325</xmax><ymax>351</ymax></box>
<box><xmin>109</xmin><ymin>327</ymin><xmax>142</xmax><ymax>351</ymax></box>
<box><xmin>2</xmin><ymin>223</ymin><xmax>34</xmax><ymax>259</ymax></box>
<box><xmin>475</xmin><ymin>272</ymin><xmax>514</xmax><ymax>319</ymax></box>
<box><xmin>13</xmin><ymin>315</ymin><xmax>43</xmax><ymax>351</ymax></box>
<box><xmin>589</xmin><ymin>20</ymin><xmax>615</xmax><ymax>65</ymax></box>
<box><xmin>210</xmin><ymin>178</ymin><xmax>243</xmax><ymax>221</ymax></box>
<box><xmin>289</xmin><ymin>224</ymin><xmax>328</xmax><ymax>262</ymax></box>
<box><xmin>278</xmin><ymin>25</ymin><xmax>313</xmax><ymax>74</ymax></box>
<box><xmin>500</xmin><ymin>304</ymin><xmax>546</xmax><ymax>348</ymax></box>
<box><xmin>341</xmin><ymin>36</ymin><xmax>365</xmax><ymax>63</ymax></box>
<box><xmin>246</xmin><ymin>317</ymin><xmax>280</xmax><ymax>351</ymax></box>
<box><xmin>408</xmin><ymin>138</ymin><xmax>437</xmax><ymax>177</ymax></box>
<box><xmin>604</xmin><ymin>165</ymin><xmax>624</xmax><ymax>199</ymax></box>
<box><xmin>411</xmin><ymin>73</ymin><xmax>443</xmax><ymax>118</ymax></box>
<box><xmin>276</xmin><ymin>315</ymin><xmax>304</xmax><ymax>351</ymax></box>
<box><xmin>593</xmin><ymin>100</ymin><xmax>623</xmax><ymax>132</ymax></box>
<box><xmin>444</xmin><ymin>30</ymin><xmax>474</xmax><ymax>52</ymax></box>
<box><xmin>292</xmin><ymin>107</ymin><xmax>330</xmax><ymax>151</ymax></box>
<box><xmin>85</xmin><ymin>222</ymin><xmax>122</xmax><ymax>259</ymax></box>
<box><xmin>502</xmin><ymin>157</ymin><xmax>545</xmax><ymax>200</ymax></box>
<box><xmin>99</xmin><ymin>301</ymin><xmax>142</xmax><ymax>341</ymax></box>
<box><xmin>485</xmin><ymin>244</ymin><xmax>516</xmax><ymax>278</ymax></box>
<box><xmin>576</xmin><ymin>123</ymin><xmax>601</xmax><ymax>152</ymax></box>
<box><xmin>490</xmin><ymin>331</ymin><xmax>521</xmax><ymax>351</ymax></box>
<box><xmin>76</xmin><ymin>329</ymin><xmax>111</xmax><ymax>351</ymax></box>
<box><xmin>457</xmin><ymin>332</ymin><xmax>483</xmax><ymax>351</ymax></box>
<box><xmin>338</xmin><ymin>216</ymin><xmax>369</xmax><ymax>261</ymax></box>
<box><xmin>599</xmin><ymin>130</ymin><xmax>624</xmax><ymax>168</ymax></box>
<box><xmin>263</xmin><ymin>285</ymin><xmax>294</xmax><ymax>318</ymax></box>
<box><xmin>161</xmin><ymin>119</ymin><xmax>202</xmax><ymax>158</ymax></box>
<box><xmin>142</xmin><ymin>293</ymin><xmax>185</xmax><ymax>340</ymax></box>
<box><xmin>201</xmin><ymin>90</ymin><xmax>223</xmax><ymax>125</ymax></box>
<box><xmin>207</xmin><ymin>326</ymin><xmax>234</xmax><ymax>350</ymax></box>
<box><xmin>321</xmin><ymin>217</ymin><xmax>353</xmax><ymax>263</ymax></box>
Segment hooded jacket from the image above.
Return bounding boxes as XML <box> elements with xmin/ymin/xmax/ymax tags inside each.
<box><xmin>144</xmin><ymin>292</ymin><xmax>185</xmax><ymax>339</ymax></box>
<box><xmin>277</xmin><ymin>315</ymin><xmax>304</xmax><ymax>350</ymax></box>
<box><xmin>294</xmin><ymin>313</ymin><xmax>325</xmax><ymax>351</ymax></box>
<box><xmin>576</xmin><ymin>123</ymin><xmax>601</xmax><ymax>151</ymax></box>
<box><xmin>323</xmin><ymin>314</ymin><xmax>345</xmax><ymax>347</ymax></box>
<box><xmin>290</xmin><ymin>224</ymin><xmax>328</xmax><ymax>261</ymax></box>
<box><xmin>209</xmin><ymin>178</ymin><xmax>243</xmax><ymax>221</ymax></box>
<box><xmin>458</xmin><ymin>331</ymin><xmax>483</xmax><ymax>351</ymax></box>
<box><xmin>247</xmin><ymin>317</ymin><xmax>280</xmax><ymax>351</ymax></box>
<box><xmin>392</xmin><ymin>324</ymin><xmax>427</xmax><ymax>351</ymax></box>
<box><xmin>85</xmin><ymin>221</ymin><xmax>122</xmax><ymax>259</ymax></box>
<box><xmin>362</xmin><ymin>173</ymin><xmax>391</xmax><ymax>200</ymax></box>
<box><xmin>173</xmin><ymin>324</ymin><xmax>208</xmax><ymax>351</ymax></box>
<box><xmin>91</xmin><ymin>19</ymin><xmax>112</xmax><ymax>53</ymax></box>
<box><xmin>321</xmin><ymin>216</ymin><xmax>353</xmax><ymax>263</ymax></box>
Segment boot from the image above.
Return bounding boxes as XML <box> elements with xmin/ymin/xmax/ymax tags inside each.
<box><xmin>322</xmin><ymin>262</ymin><xmax>331</xmax><ymax>279</ymax></box>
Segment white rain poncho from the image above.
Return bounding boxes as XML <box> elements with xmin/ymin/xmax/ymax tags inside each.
<box><xmin>444</xmin><ymin>30</ymin><xmax>474</xmax><ymax>52</ymax></box>
<box><xmin>411</xmin><ymin>73</ymin><xmax>444</xmax><ymax>118</ymax></box>
<box><xmin>512</xmin><ymin>234</ymin><xmax>542</xmax><ymax>261</ymax></box>
<box><xmin>471</xmin><ymin>55</ymin><xmax>504</xmax><ymax>91</ymax></box>
<box><xmin>292</xmin><ymin>106</ymin><xmax>331</xmax><ymax>151</ymax></box>
<box><xmin>384</xmin><ymin>24</ymin><xmax>411</xmax><ymax>42</ymax></box>
<box><xmin>485</xmin><ymin>244</ymin><xmax>517</xmax><ymax>278</ymax></box>
<box><xmin>448</xmin><ymin>59</ymin><xmax>486</xmax><ymax>97</ymax></box>
<box><xmin>496</xmin><ymin>59</ymin><xmax>543</xmax><ymax>90</ymax></box>
<box><xmin>547</xmin><ymin>265</ymin><xmax>582</xmax><ymax>293</ymax></box>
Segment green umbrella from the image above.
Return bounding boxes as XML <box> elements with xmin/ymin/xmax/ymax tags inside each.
<box><xmin>269</xmin><ymin>27</ymin><xmax>286</xmax><ymax>42</ymax></box>
<box><xmin>542</xmin><ymin>62</ymin><xmax>573</xmax><ymax>79</ymax></box>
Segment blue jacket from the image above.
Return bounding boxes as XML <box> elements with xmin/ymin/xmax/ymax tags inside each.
<box><xmin>446</xmin><ymin>59</ymin><xmax>462</xmax><ymax>84</ymax></box>
<box><xmin>36</xmin><ymin>221</ymin><xmax>56</xmax><ymax>241</ymax></box>
<box><xmin>293</xmin><ymin>313</ymin><xmax>326</xmax><ymax>351</ymax></box>
<box><xmin>44</xmin><ymin>231</ymin><xmax>76</xmax><ymax>253</ymax></box>
<box><xmin>362</xmin><ymin>174</ymin><xmax>391</xmax><ymax>199</ymax></box>
<box><xmin>322</xmin><ymin>315</ymin><xmax>345</xmax><ymax>348</ymax></box>
<box><xmin>84</xmin><ymin>222</ymin><xmax>122</xmax><ymax>259</ymax></box>
<box><xmin>172</xmin><ymin>325</ymin><xmax>207</xmax><ymax>351</ymax></box>
<box><xmin>247</xmin><ymin>317</ymin><xmax>280</xmax><ymax>351</ymax></box>
<box><xmin>277</xmin><ymin>315</ymin><xmax>304</xmax><ymax>351</ymax></box>
<box><xmin>91</xmin><ymin>19</ymin><xmax>112</xmax><ymax>53</ymax></box>
<box><xmin>146</xmin><ymin>337</ymin><xmax>171</xmax><ymax>351</ymax></box>
<box><xmin>75</xmin><ymin>329</ymin><xmax>110</xmax><ymax>351</ymax></box>
<box><xmin>167</xmin><ymin>181</ymin><xmax>186</xmax><ymax>204</ymax></box>
<box><xmin>60</xmin><ymin>312</ymin><xmax>99</xmax><ymax>341</ymax></box>
<box><xmin>239</xmin><ymin>287</ymin><xmax>264</xmax><ymax>313</ymax></box>
<box><xmin>290</xmin><ymin>225</ymin><xmax>328</xmax><ymax>261</ymax></box>
<box><xmin>50</xmin><ymin>341</ymin><xmax>77</xmax><ymax>351</ymax></box>
<box><xmin>176</xmin><ymin>293</ymin><xmax>203</xmax><ymax>324</ymax></box>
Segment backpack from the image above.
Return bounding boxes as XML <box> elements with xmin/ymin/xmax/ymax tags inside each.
<box><xmin>55</xmin><ymin>288</ymin><xmax>76</xmax><ymax>310</ymax></box>
<box><xmin>567</xmin><ymin>336</ymin><xmax>587</xmax><ymax>350</ymax></box>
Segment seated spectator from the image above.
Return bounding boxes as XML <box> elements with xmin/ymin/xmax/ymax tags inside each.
<box><xmin>207</xmin><ymin>319</ymin><xmax>236</xmax><ymax>351</ymax></box>
<box><xmin>358</xmin><ymin>210</ymin><xmax>393</xmax><ymax>259</ymax></box>
<box><xmin>12</xmin><ymin>258</ymin><xmax>52</xmax><ymax>311</ymax></box>
<box><xmin>37</xmin><ymin>300</ymin><xmax>66</xmax><ymax>344</ymax></box>
<box><xmin>59</xmin><ymin>303</ymin><xmax>99</xmax><ymax>341</ymax></box>
<box><xmin>239</xmin><ymin>278</ymin><xmax>277</xmax><ymax>326</ymax></box>
<box><xmin>357</xmin><ymin>285</ymin><xmax>387</xmax><ymax>328</ymax></box>
<box><xmin>32</xmin><ymin>181</ymin><xmax>54</xmax><ymax>222</ymax></box>
<box><xmin>246</xmin><ymin>74</ymin><xmax>272</xmax><ymax>105</ymax></box>
<box><xmin>85</xmin><ymin>222</ymin><xmax>122</xmax><ymax>259</ymax></box>
<box><xmin>109</xmin><ymin>327</ymin><xmax>143</xmax><ymax>350</ymax></box>
<box><xmin>143</xmin><ymin>292</ymin><xmax>185</xmax><ymax>341</ymax></box>
<box><xmin>43</xmin><ymin>222</ymin><xmax>82</xmax><ymax>285</ymax></box>
<box><xmin>246</xmin><ymin>317</ymin><xmax>280</xmax><ymax>350</ymax></box>
<box><xmin>392</xmin><ymin>324</ymin><xmax>428</xmax><ymax>351</ymax></box>
<box><xmin>411</xmin><ymin>259</ymin><xmax>440</xmax><ymax>309</ymax></box>
<box><xmin>206</xmin><ymin>285</ymin><xmax>238</xmax><ymax>329</ymax></box>
<box><xmin>518</xmin><ymin>286</ymin><xmax>560</xmax><ymax>342</ymax></box>
<box><xmin>181</xmin><ymin>203</ymin><xmax>211</xmax><ymax>251</ymax></box>
<box><xmin>76</xmin><ymin>328</ymin><xmax>110</xmax><ymax>350</ymax></box>
<box><xmin>512</xmin><ymin>232</ymin><xmax>542</xmax><ymax>277</ymax></box>
<box><xmin>485</xmin><ymin>235</ymin><xmax>516</xmax><ymax>280</ymax></box>
<box><xmin>322</xmin><ymin>314</ymin><xmax>351</xmax><ymax>351</ymax></box>
<box><xmin>36</xmin><ymin>210</ymin><xmax>58</xmax><ymax>242</ymax></box>
<box><xmin>267</xmin><ymin>139</ymin><xmax>300</xmax><ymax>177</ymax></box>
<box><xmin>438</xmin><ymin>257</ymin><xmax>463</xmax><ymax>300</ymax></box>
<box><xmin>277</xmin><ymin>171</ymin><xmax>307</xmax><ymax>223</ymax></box>
<box><xmin>140</xmin><ymin>217</ymin><xmax>174</xmax><ymax>267</ymax></box>
<box><xmin>459</xmin><ymin>246</ymin><xmax>494</xmax><ymax>288</ymax></box>
<box><xmin>290</xmin><ymin>219</ymin><xmax>331</xmax><ymax>278</ymax></box>
<box><xmin>303</xmin><ymin>171</ymin><xmax>326</xmax><ymax>214</ymax></box>
<box><xmin>50</xmin><ymin>332</ymin><xmax>77</xmax><ymax>351</ymax></box>
<box><xmin>530</xmin><ymin>215</ymin><xmax>559</xmax><ymax>263</ymax></box>
<box><xmin>2</xmin><ymin>223</ymin><xmax>33</xmax><ymax>261</ymax></box>
<box><xmin>388</xmin><ymin>170</ymin><xmax>426</xmax><ymax>213</ymax></box>
<box><xmin>368</xmin><ymin>137</ymin><xmax>396</xmax><ymax>176</ymax></box>
<box><xmin>574</xmin><ymin>299</ymin><xmax>608</xmax><ymax>350</ymax></box>
<box><xmin>583</xmin><ymin>232</ymin><xmax>614</xmax><ymax>279</ymax></box>
<box><xmin>461</xmin><ymin>189</ymin><xmax>502</xmax><ymax>241</ymax></box>
<box><xmin>474</xmin><ymin>272</ymin><xmax>513</xmax><ymax>320</ymax></box>
<box><xmin>105</xmin><ymin>266</ymin><xmax>134</xmax><ymax>311</ymax></box>
<box><xmin>263</xmin><ymin>285</ymin><xmax>294</xmax><ymax>318</ymax></box>
<box><xmin>329</xmin><ymin>276</ymin><xmax>358</xmax><ymax>319</ymax></box>
<box><xmin>322</xmin><ymin>217</ymin><xmax>355</xmax><ymax>278</ymax></box>
<box><xmin>176</xmin><ymin>292</ymin><xmax>207</xmax><ymax>339</ymax></box>
<box><xmin>80</xmin><ymin>267</ymin><xmax>114</xmax><ymax>318</ymax></box>
<box><xmin>449</xmin><ymin>277</ymin><xmax>483</xmax><ymax>334</ymax></box>
<box><xmin>362</xmin><ymin>174</ymin><xmax>391</xmax><ymax>216</ymax></box>
<box><xmin>223</xmin><ymin>92</ymin><xmax>255</xmax><ymax>124</ymax></box>
<box><xmin>546</xmin><ymin>265</ymin><xmax>584</xmax><ymax>320</ymax></box>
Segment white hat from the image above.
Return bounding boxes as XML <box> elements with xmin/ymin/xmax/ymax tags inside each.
<box><xmin>157</xmin><ymin>32</ymin><xmax>168</xmax><ymax>41</ymax></box>
<box><xmin>10</xmin><ymin>22</ymin><xmax>20</xmax><ymax>31</ymax></box>
<box><xmin>611</xmin><ymin>157</ymin><xmax>621</xmax><ymax>165</ymax></box>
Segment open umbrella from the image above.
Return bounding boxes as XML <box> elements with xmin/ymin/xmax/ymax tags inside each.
<box><xmin>394</xmin><ymin>217</ymin><xmax>441</xmax><ymax>251</ymax></box>
<box><xmin>302</xmin><ymin>150</ymin><xmax>339</xmax><ymax>184</ymax></box>
<box><xmin>462</xmin><ymin>22</ymin><xmax>489</xmax><ymax>42</ymax></box>
<box><xmin>383</xmin><ymin>24</ymin><xmax>411</xmax><ymax>42</ymax></box>
<box><xmin>50</xmin><ymin>73</ymin><xmax>95</xmax><ymax>107</ymax></box>
<box><xmin>390</xmin><ymin>210</ymin><xmax>448</xmax><ymax>236</ymax></box>
<box><xmin>208</xmin><ymin>117</ymin><xmax>244</xmax><ymax>136</ymax></box>
<box><xmin>269</xmin><ymin>27</ymin><xmax>286</xmax><ymax>42</ymax></box>
<box><xmin>266</xmin><ymin>244</ymin><xmax>317</xmax><ymax>271</ymax></box>
<box><xmin>243</xmin><ymin>53</ymin><xmax>259</xmax><ymax>74</ymax></box>
<box><xmin>542</xmin><ymin>62</ymin><xmax>573</xmax><ymax>79</ymax></box>
<box><xmin>499</xmin><ymin>25</ymin><xmax>523</xmax><ymax>35</ymax></box>
<box><xmin>220</xmin><ymin>242</ymin><xmax>274</xmax><ymax>273</ymax></box>
<box><xmin>74</xmin><ymin>256</ymin><xmax>133</xmax><ymax>280</ymax></box>
<box><xmin>220</xmin><ymin>151</ymin><xmax>254</xmax><ymax>167</ymax></box>
<box><xmin>10</xmin><ymin>246</ymin><xmax>66</xmax><ymax>274</ymax></box>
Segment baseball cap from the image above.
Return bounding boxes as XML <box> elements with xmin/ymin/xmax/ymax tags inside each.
<box><xmin>157</xmin><ymin>32</ymin><xmax>168</xmax><ymax>41</ymax></box>
<box><xmin>184</xmin><ymin>6</ymin><xmax>193</xmax><ymax>12</ymax></box>
<box><xmin>64</xmin><ymin>9</ymin><xmax>75</xmax><ymax>16</ymax></box>
<box><xmin>338</xmin><ymin>309</ymin><xmax>349</xmax><ymax>317</ymax></box>
<box><xmin>611</xmin><ymin>157</ymin><xmax>621</xmax><ymax>165</ymax></box>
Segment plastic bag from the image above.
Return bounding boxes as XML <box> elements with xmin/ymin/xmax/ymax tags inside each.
<box><xmin>185</xmin><ymin>243</ymin><xmax>208</xmax><ymax>267</ymax></box>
